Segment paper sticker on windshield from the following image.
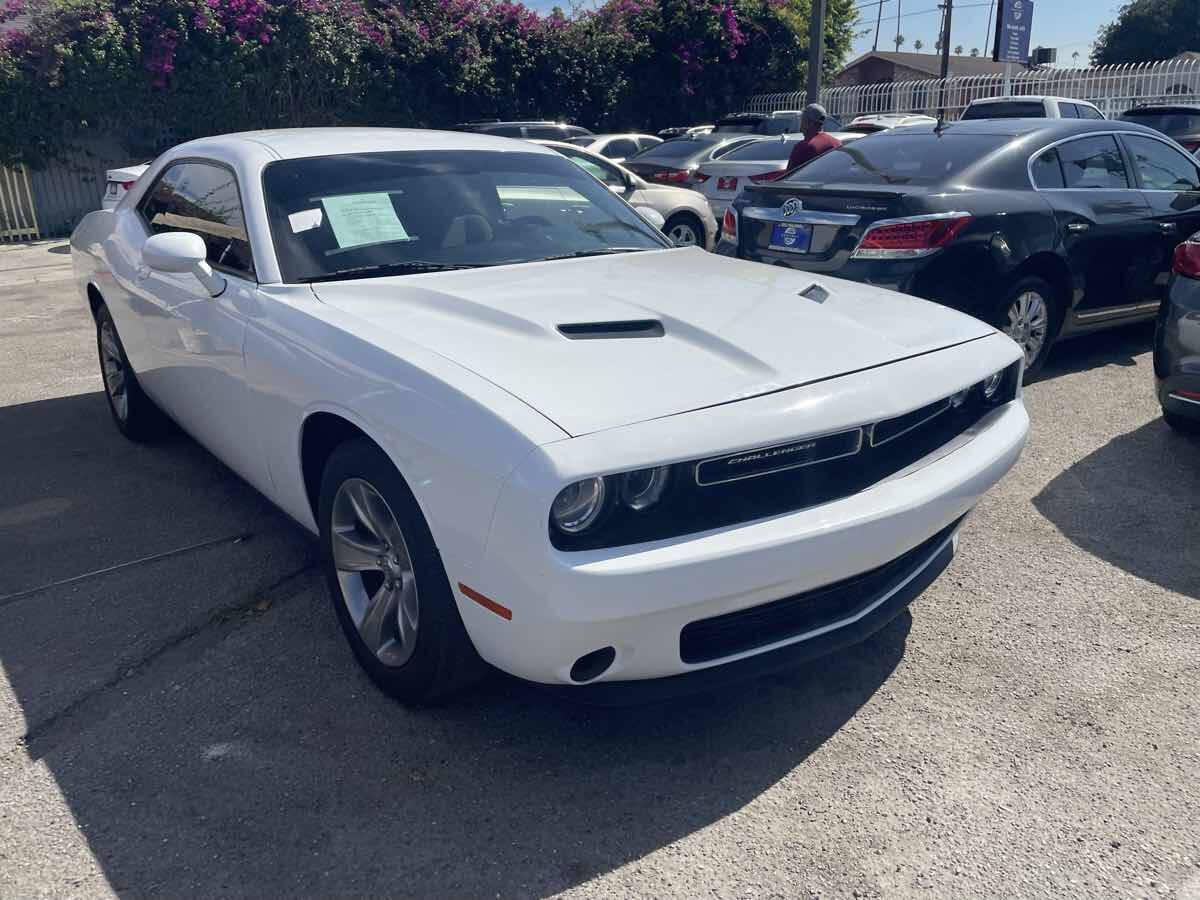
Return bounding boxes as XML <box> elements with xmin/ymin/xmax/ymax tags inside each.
<box><xmin>288</xmin><ymin>208</ymin><xmax>323</xmax><ymax>234</ymax></box>
<box><xmin>321</xmin><ymin>193</ymin><xmax>410</xmax><ymax>249</ymax></box>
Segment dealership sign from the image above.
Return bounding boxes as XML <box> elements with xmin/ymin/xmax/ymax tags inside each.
<box><xmin>992</xmin><ymin>0</ymin><xmax>1034</xmax><ymax>64</ymax></box>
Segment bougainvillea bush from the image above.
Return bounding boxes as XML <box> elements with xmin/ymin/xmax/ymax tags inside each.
<box><xmin>0</xmin><ymin>0</ymin><xmax>856</xmax><ymax>165</ymax></box>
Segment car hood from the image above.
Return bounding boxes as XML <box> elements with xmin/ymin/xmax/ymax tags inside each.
<box><xmin>311</xmin><ymin>248</ymin><xmax>994</xmax><ymax>436</ymax></box>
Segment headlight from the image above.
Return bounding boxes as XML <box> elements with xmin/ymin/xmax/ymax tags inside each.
<box><xmin>620</xmin><ymin>466</ymin><xmax>670</xmax><ymax>510</ymax></box>
<box><xmin>981</xmin><ymin>370</ymin><xmax>1004</xmax><ymax>400</ymax></box>
<box><xmin>551</xmin><ymin>477</ymin><xmax>608</xmax><ymax>533</ymax></box>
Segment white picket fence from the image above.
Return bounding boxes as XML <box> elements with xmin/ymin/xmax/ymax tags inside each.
<box><xmin>744</xmin><ymin>57</ymin><xmax>1200</xmax><ymax>123</ymax></box>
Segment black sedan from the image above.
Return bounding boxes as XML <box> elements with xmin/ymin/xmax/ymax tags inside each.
<box><xmin>1154</xmin><ymin>233</ymin><xmax>1200</xmax><ymax>434</ymax></box>
<box><xmin>623</xmin><ymin>133</ymin><xmax>761</xmax><ymax>189</ymax></box>
<box><xmin>1119</xmin><ymin>105</ymin><xmax>1200</xmax><ymax>155</ymax></box>
<box><xmin>719</xmin><ymin>118</ymin><xmax>1200</xmax><ymax>376</ymax></box>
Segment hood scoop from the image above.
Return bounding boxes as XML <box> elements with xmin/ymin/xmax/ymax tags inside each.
<box><xmin>557</xmin><ymin>319</ymin><xmax>665</xmax><ymax>340</ymax></box>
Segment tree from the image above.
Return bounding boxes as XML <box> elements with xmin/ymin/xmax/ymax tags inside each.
<box><xmin>1092</xmin><ymin>0</ymin><xmax>1200</xmax><ymax>64</ymax></box>
<box><xmin>894</xmin><ymin>33</ymin><xmax>904</xmax><ymax>50</ymax></box>
<box><xmin>970</xmin><ymin>47</ymin><xmax>979</xmax><ymax>56</ymax></box>
<box><xmin>1072</xmin><ymin>50</ymin><xmax>1080</xmax><ymax>64</ymax></box>
<box><xmin>954</xmin><ymin>44</ymin><xmax>963</xmax><ymax>54</ymax></box>
<box><xmin>934</xmin><ymin>37</ymin><xmax>942</xmax><ymax>52</ymax></box>
<box><xmin>912</xmin><ymin>38</ymin><xmax>923</xmax><ymax>51</ymax></box>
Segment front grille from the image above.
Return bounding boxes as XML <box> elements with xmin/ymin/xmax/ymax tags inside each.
<box><xmin>679</xmin><ymin>515</ymin><xmax>963</xmax><ymax>663</ymax></box>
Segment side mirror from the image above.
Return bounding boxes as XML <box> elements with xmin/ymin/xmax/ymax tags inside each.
<box><xmin>635</xmin><ymin>206</ymin><xmax>666</xmax><ymax>230</ymax></box>
<box><xmin>143</xmin><ymin>232</ymin><xmax>226</xmax><ymax>297</ymax></box>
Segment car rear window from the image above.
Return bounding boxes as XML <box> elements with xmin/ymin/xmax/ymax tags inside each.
<box><xmin>633</xmin><ymin>137</ymin><xmax>720</xmax><ymax>160</ymax></box>
<box><xmin>722</xmin><ymin>139</ymin><xmax>797</xmax><ymax>161</ymax></box>
<box><xmin>1119</xmin><ymin>110</ymin><xmax>1200</xmax><ymax>135</ymax></box>
<box><xmin>961</xmin><ymin>101</ymin><xmax>1045</xmax><ymax>120</ymax></box>
<box><xmin>780</xmin><ymin>133</ymin><xmax>1007</xmax><ymax>186</ymax></box>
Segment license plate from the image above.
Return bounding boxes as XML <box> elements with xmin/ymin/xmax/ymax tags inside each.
<box><xmin>769</xmin><ymin>222</ymin><xmax>812</xmax><ymax>253</ymax></box>
<box><xmin>718</xmin><ymin>176</ymin><xmax>738</xmax><ymax>191</ymax></box>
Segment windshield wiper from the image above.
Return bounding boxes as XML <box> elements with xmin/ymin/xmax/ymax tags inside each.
<box><xmin>300</xmin><ymin>260</ymin><xmax>487</xmax><ymax>283</ymax></box>
<box><xmin>532</xmin><ymin>247</ymin><xmax>658</xmax><ymax>263</ymax></box>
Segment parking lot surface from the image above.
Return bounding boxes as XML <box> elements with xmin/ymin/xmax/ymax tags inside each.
<box><xmin>1</xmin><ymin>240</ymin><xmax>1198</xmax><ymax>898</ymax></box>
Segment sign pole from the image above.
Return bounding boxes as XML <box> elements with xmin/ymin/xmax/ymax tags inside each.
<box><xmin>806</xmin><ymin>0</ymin><xmax>827</xmax><ymax>107</ymax></box>
<box><xmin>1003</xmin><ymin>61</ymin><xmax>1012</xmax><ymax>95</ymax></box>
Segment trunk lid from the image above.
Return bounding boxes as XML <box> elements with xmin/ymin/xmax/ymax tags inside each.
<box><xmin>311</xmin><ymin>247</ymin><xmax>993</xmax><ymax>436</ymax></box>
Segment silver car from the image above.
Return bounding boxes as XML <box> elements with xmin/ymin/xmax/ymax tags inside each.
<box><xmin>565</xmin><ymin>133</ymin><xmax>663</xmax><ymax>163</ymax></box>
<box><xmin>536</xmin><ymin>140</ymin><xmax>718</xmax><ymax>249</ymax></box>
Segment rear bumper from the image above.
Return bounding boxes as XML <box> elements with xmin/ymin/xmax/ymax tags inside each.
<box><xmin>717</xmin><ymin>233</ymin><xmax>925</xmax><ymax>292</ymax></box>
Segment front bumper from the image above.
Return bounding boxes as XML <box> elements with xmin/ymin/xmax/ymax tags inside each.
<box><xmin>454</xmin><ymin>335</ymin><xmax>1027</xmax><ymax>687</ymax></box>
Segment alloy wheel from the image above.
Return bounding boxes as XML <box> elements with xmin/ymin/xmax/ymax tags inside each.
<box><xmin>99</xmin><ymin>319</ymin><xmax>129</xmax><ymax>422</ymax></box>
<box><xmin>330</xmin><ymin>478</ymin><xmax>420</xmax><ymax>667</ymax></box>
<box><xmin>668</xmin><ymin>221</ymin><xmax>699</xmax><ymax>246</ymax></box>
<box><xmin>1005</xmin><ymin>290</ymin><xmax>1049</xmax><ymax>368</ymax></box>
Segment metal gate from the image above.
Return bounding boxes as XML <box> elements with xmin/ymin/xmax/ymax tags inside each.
<box><xmin>0</xmin><ymin>163</ymin><xmax>40</xmax><ymax>243</ymax></box>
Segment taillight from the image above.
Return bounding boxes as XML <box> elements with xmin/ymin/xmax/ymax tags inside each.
<box><xmin>722</xmin><ymin>208</ymin><xmax>737</xmax><ymax>239</ymax></box>
<box><xmin>119</xmin><ymin>181</ymin><xmax>136</xmax><ymax>190</ymax></box>
<box><xmin>717</xmin><ymin>176</ymin><xmax>738</xmax><ymax>191</ymax></box>
<box><xmin>749</xmin><ymin>170</ymin><xmax>786</xmax><ymax>183</ymax></box>
<box><xmin>653</xmin><ymin>169</ymin><xmax>693</xmax><ymax>184</ymax></box>
<box><xmin>1179</xmin><ymin>139</ymin><xmax>1199</xmax><ymax>153</ymax></box>
<box><xmin>852</xmin><ymin>213</ymin><xmax>972</xmax><ymax>259</ymax></box>
<box><xmin>1173</xmin><ymin>240</ymin><xmax>1200</xmax><ymax>279</ymax></box>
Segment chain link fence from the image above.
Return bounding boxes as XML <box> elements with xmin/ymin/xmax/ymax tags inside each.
<box><xmin>744</xmin><ymin>57</ymin><xmax>1200</xmax><ymax>123</ymax></box>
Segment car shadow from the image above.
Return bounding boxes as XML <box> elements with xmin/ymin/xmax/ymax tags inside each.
<box><xmin>1033</xmin><ymin>418</ymin><xmax>1200</xmax><ymax>600</ymax></box>
<box><xmin>1034</xmin><ymin>320</ymin><xmax>1155</xmax><ymax>384</ymax></box>
<box><xmin>0</xmin><ymin>391</ymin><xmax>911</xmax><ymax>895</ymax></box>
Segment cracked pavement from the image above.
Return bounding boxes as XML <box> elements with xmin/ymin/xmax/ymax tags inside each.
<box><xmin>1</xmin><ymin>240</ymin><xmax>1198</xmax><ymax>898</ymax></box>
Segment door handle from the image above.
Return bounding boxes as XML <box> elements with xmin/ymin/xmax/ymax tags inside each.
<box><xmin>1158</xmin><ymin>221</ymin><xmax>1177</xmax><ymax>234</ymax></box>
<box><xmin>1066</xmin><ymin>222</ymin><xmax>1090</xmax><ymax>233</ymax></box>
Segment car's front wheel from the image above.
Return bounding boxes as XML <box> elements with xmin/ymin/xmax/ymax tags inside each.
<box><xmin>998</xmin><ymin>276</ymin><xmax>1059</xmax><ymax>380</ymax></box>
<box><xmin>94</xmin><ymin>302</ymin><xmax>169</xmax><ymax>441</ymax></box>
<box><xmin>664</xmin><ymin>212</ymin><xmax>704</xmax><ymax>248</ymax></box>
<box><xmin>318</xmin><ymin>438</ymin><xmax>484</xmax><ymax>703</ymax></box>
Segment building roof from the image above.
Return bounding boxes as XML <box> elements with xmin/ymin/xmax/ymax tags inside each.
<box><xmin>840</xmin><ymin>51</ymin><xmax>1011</xmax><ymax>78</ymax></box>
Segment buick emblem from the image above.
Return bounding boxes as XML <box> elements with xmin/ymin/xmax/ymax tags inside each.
<box><xmin>781</xmin><ymin>197</ymin><xmax>803</xmax><ymax>217</ymax></box>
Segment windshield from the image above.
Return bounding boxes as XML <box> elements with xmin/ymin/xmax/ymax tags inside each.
<box><xmin>1119</xmin><ymin>110</ymin><xmax>1200</xmax><ymax>134</ymax></box>
<box><xmin>724</xmin><ymin>138</ymin><xmax>797</xmax><ymax>161</ymax></box>
<box><xmin>262</xmin><ymin>150</ymin><xmax>668</xmax><ymax>283</ymax></box>
<box><xmin>780</xmin><ymin>133</ymin><xmax>1006</xmax><ymax>186</ymax></box>
<box><xmin>631</xmin><ymin>136</ymin><xmax>721</xmax><ymax>161</ymax></box>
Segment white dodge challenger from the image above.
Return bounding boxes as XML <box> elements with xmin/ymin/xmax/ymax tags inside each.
<box><xmin>71</xmin><ymin>128</ymin><xmax>1028</xmax><ymax>704</ymax></box>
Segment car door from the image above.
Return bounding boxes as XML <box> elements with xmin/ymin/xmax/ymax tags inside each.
<box><xmin>1120</xmin><ymin>132</ymin><xmax>1200</xmax><ymax>300</ymax></box>
<box><xmin>132</xmin><ymin>159</ymin><xmax>270</xmax><ymax>488</ymax></box>
<box><xmin>1039</xmin><ymin>134</ymin><xmax>1159</xmax><ymax>317</ymax></box>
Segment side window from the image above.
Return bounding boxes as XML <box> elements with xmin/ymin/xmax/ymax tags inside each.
<box><xmin>1057</xmin><ymin>135</ymin><xmax>1131</xmax><ymax>189</ymax></box>
<box><xmin>604</xmin><ymin>139</ymin><xmax>639</xmax><ymax>159</ymax></box>
<box><xmin>1031</xmin><ymin>147</ymin><xmax>1066</xmax><ymax>189</ymax></box>
<box><xmin>562</xmin><ymin>151</ymin><xmax>625</xmax><ymax>189</ymax></box>
<box><xmin>637</xmin><ymin>136</ymin><xmax>662</xmax><ymax>151</ymax></box>
<box><xmin>1059</xmin><ymin>102</ymin><xmax>1079</xmax><ymax>118</ymax></box>
<box><xmin>1124</xmin><ymin>134</ymin><xmax>1200</xmax><ymax>192</ymax></box>
<box><xmin>1078</xmin><ymin>104</ymin><xmax>1105</xmax><ymax>120</ymax></box>
<box><xmin>139</xmin><ymin>161</ymin><xmax>255</xmax><ymax>276</ymax></box>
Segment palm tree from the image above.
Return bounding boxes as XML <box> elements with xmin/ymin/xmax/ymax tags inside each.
<box><xmin>1072</xmin><ymin>50</ymin><xmax>1080</xmax><ymax>65</ymax></box>
<box><xmin>970</xmin><ymin>47</ymin><xmax>980</xmax><ymax>56</ymax></box>
<box><xmin>913</xmin><ymin>39</ymin><xmax>923</xmax><ymax>51</ymax></box>
<box><xmin>954</xmin><ymin>44</ymin><xmax>963</xmax><ymax>54</ymax></box>
<box><xmin>894</xmin><ymin>34</ymin><xmax>905</xmax><ymax>50</ymax></box>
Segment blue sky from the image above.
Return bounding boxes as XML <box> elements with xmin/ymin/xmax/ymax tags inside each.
<box><xmin>846</xmin><ymin>0</ymin><xmax>1122</xmax><ymax>65</ymax></box>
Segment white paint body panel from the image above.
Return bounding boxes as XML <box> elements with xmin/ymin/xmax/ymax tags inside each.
<box><xmin>71</xmin><ymin>127</ymin><xmax>1028</xmax><ymax>687</ymax></box>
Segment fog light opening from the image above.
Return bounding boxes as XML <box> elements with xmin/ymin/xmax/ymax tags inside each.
<box><xmin>569</xmin><ymin>646</ymin><xmax>616</xmax><ymax>683</ymax></box>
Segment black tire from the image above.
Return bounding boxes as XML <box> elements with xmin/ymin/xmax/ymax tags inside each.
<box><xmin>995</xmin><ymin>275</ymin><xmax>1061</xmax><ymax>381</ymax></box>
<box><xmin>664</xmin><ymin>212</ymin><xmax>705</xmax><ymax>249</ymax></box>
<box><xmin>94</xmin><ymin>302</ymin><xmax>170</xmax><ymax>441</ymax></box>
<box><xmin>318</xmin><ymin>438</ymin><xmax>485</xmax><ymax>704</ymax></box>
<box><xmin>1163</xmin><ymin>409</ymin><xmax>1200</xmax><ymax>436</ymax></box>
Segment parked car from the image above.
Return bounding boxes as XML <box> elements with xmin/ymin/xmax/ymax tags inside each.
<box><xmin>713</xmin><ymin>110</ymin><xmax>846</xmax><ymax>135</ymax></box>
<box><xmin>622</xmin><ymin>133</ymin><xmax>762</xmax><ymax>188</ymax></box>
<box><xmin>719</xmin><ymin>118</ymin><xmax>1200</xmax><ymax>377</ymax></box>
<box><xmin>843</xmin><ymin>113</ymin><xmax>939</xmax><ymax>134</ymax></box>
<box><xmin>69</xmin><ymin>127</ymin><xmax>1027</xmax><ymax>703</ymax></box>
<box><xmin>564</xmin><ymin>133</ymin><xmax>662</xmax><ymax>163</ymax></box>
<box><xmin>101</xmin><ymin>162</ymin><xmax>150</xmax><ymax>210</ymax></box>
<box><xmin>1118</xmin><ymin>105</ymin><xmax>1200</xmax><ymax>154</ymax></box>
<box><xmin>657</xmin><ymin>125</ymin><xmax>713</xmax><ymax>139</ymax></box>
<box><xmin>1154</xmin><ymin>232</ymin><xmax>1200</xmax><ymax>434</ymax></box>
<box><xmin>536</xmin><ymin>139</ymin><xmax>717</xmax><ymax>249</ymax></box>
<box><xmin>961</xmin><ymin>96</ymin><xmax>1105</xmax><ymax>121</ymax></box>
<box><xmin>453</xmin><ymin>120</ymin><xmax>592</xmax><ymax>140</ymax></box>
<box><xmin>695</xmin><ymin>131</ymin><xmax>866</xmax><ymax>220</ymax></box>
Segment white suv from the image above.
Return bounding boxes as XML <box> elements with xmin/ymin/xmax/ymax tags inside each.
<box><xmin>960</xmin><ymin>96</ymin><xmax>1105</xmax><ymax>121</ymax></box>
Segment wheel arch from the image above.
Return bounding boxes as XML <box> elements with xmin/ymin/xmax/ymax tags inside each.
<box><xmin>1011</xmin><ymin>252</ymin><xmax>1073</xmax><ymax>326</ymax></box>
<box><xmin>299</xmin><ymin>409</ymin><xmax>374</xmax><ymax>525</ymax></box>
<box><xmin>86</xmin><ymin>282</ymin><xmax>105</xmax><ymax>320</ymax></box>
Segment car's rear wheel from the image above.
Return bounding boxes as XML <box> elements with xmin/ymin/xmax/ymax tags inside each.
<box><xmin>998</xmin><ymin>276</ymin><xmax>1059</xmax><ymax>380</ymax></box>
<box><xmin>318</xmin><ymin>438</ymin><xmax>485</xmax><ymax>703</ymax></box>
<box><xmin>665</xmin><ymin>212</ymin><xmax>704</xmax><ymax>248</ymax></box>
<box><xmin>94</xmin><ymin>302</ymin><xmax>169</xmax><ymax>441</ymax></box>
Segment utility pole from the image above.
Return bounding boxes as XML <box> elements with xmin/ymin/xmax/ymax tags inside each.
<box><xmin>807</xmin><ymin>0</ymin><xmax>827</xmax><ymax>106</ymax></box>
<box><xmin>895</xmin><ymin>0</ymin><xmax>902</xmax><ymax>52</ymax></box>
<box><xmin>872</xmin><ymin>0</ymin><xmax>884</xmax><ymax>51</ymax></box>
<box><xmin>938</xmin><ymin>0</ymin><xmax>953</xmax><ymax>118</ymax></box>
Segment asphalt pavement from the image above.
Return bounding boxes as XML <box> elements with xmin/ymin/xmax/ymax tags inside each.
<box><xmin>0</xmin><ymin>240</ymin><xmax>1197</xmax><ymax>898</ymax></box>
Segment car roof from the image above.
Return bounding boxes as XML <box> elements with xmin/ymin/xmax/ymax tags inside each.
<box><xmin>1122</xmin><ymin>104</ymin><xmax>1200</xmax><ymax>114</ymax></box>
<box><xmin>967</xmin><ymin>95</ymin><xmax>1100</xmax><ymax>106</ymax></box>
<box><xmin>170</xmin><ymin>127</ymin><xmax>557</xmax><ymax>161</ymax></box>
<box><xmin>888</xmin><ymin>118</ymin><xmax>1153</xmax><ymax>139</ymax></box>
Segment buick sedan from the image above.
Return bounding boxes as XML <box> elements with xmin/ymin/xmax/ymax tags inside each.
<box><xmin>71</xmin><ymin>128</ymin><xmax>1028</xmax><ymax>704</ymax></box>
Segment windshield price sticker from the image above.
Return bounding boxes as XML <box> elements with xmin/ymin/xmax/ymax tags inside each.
<box><xmin>321</xmin><ymin>192</ymin><xmax>411</xmax><ymax>249</ymax></box>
